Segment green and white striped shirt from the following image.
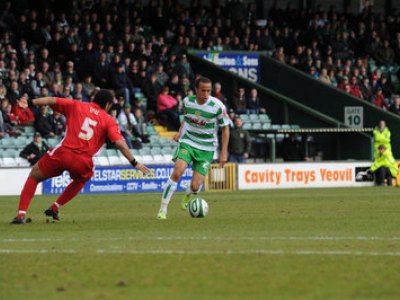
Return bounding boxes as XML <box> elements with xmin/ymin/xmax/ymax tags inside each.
<box><xmin>179</xmin><ymin>95</ymin><xmax>230</xmax><ymax>151</ymax></box>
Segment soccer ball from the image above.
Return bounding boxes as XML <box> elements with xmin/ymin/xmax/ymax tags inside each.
<box><xmin>188</xmin><ymin>198</ymin><xmax>208</xmax><ymax>218</ymax></box>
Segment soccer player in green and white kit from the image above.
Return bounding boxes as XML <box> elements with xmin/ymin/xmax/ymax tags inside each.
<box><xmin>157</xmin><ymin>76</ymin><xmax>230</xmax><ymax>219</ymax></box>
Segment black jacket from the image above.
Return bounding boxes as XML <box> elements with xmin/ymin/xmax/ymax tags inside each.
<box><xmin>20</xmin><ymin>141</ymin><xmax>49</xmax><ymax>166</ymax></box>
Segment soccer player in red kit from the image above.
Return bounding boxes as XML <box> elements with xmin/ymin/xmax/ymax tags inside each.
<box><xmin>11</xmin><ymin>89</ymin><xmax>150</xmax><ymax>224</ymax></box>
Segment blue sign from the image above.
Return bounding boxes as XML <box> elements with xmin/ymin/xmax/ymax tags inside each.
<box><xmin>195</xmin><ymin>52</ymin><xmax>259</xmax><ymax>82</ymax></box>
<box><xmin>42</xmin><ymin>165</ymin><xmax>193</xmax><ymax>194</ymax></box>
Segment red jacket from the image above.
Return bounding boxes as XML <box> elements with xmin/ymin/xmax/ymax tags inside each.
<box><xmin>11</xmin><ymin>104</ymin><xmax>35</xmax><ymax>125</ymax></box>
<box><xmin>157</xmin><ymin>93</ymin><xmax>177</xmax><ymax>112</ymax></box>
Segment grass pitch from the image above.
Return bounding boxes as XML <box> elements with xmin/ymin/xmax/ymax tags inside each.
<box><xmin>1</xmin><ymin>187</ymin><xmax>400</xmax><ymax>300</ymax></box>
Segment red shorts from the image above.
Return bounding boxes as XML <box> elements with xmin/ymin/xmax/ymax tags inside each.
<box><xmin>39</xmin><ymin>147</ymin><xmax>94</xmax><ymax>182</ymax></box>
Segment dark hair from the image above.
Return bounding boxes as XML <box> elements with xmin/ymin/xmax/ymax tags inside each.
<box><xmin>93</xmin><ymin>89</ymin><xmax>113</xmax><ymax>109</ymax></box>
<box><xmin>195</xmin><ymin>76</ymin><xmax>212</xmax><ymax>88</ymax></box>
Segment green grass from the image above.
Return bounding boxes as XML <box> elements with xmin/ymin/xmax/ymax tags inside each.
<box><xmin>1</xmin><ymin>188</ymin><xmax>400</xmax><ymax>300</ymax></box>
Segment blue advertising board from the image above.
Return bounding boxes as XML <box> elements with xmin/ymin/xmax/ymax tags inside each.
<box><xmin>42</xmin><ymin>165</ymin><xmax>193</xmax><ymax>195</ymax></box>
<box><xmin>195</xmin><ymin>52</ymin><xmax>260</xmax><ymax>82</ymax></box>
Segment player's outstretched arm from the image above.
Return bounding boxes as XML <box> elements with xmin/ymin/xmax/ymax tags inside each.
<box><xmin>115</xmin><ymin>139</ymin><xmax>150</xmax><ymax>174</ymax></box>
<box><xmin>219</xmin><ymin>125</ymin><xmax>230</xmax><ymax>168</ymax></box>
<box><xmin>17</xmin><ymin>96</ymin><xmax>56</xmax><ymax>108</ymax></box>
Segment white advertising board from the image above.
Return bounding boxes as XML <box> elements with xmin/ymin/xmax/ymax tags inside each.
<box><xmin>238</xmin><ymin>162</ymin><xmax>374</xmax><ymax>190</ymax></box>
<box><xmin>0</xmin><ymin>168</ymin><xmax>43</xmax><ymax>196</ymax></box>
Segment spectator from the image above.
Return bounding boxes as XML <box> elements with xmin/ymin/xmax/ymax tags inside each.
<box><xmin>11</xmin><ymin>94</ymin><xmax>34</xmax><ymax>126</ymax></box>
<box><xmin>117</xmin><ymin>103</ymin><xmax>142</xmax><ymax>149</ymax></box>
<box><xmin>34</xmin><ymin>105</ymin><xmax>55</xmax><ymax>138</ymax></box>
<box><xmin>19</xmin><ymin>132</ymin><xmax>50</xmax><ymax>166</ymax></box>
<box><xmin>111</xmin><ymin>63</ymin><xmax>134</xmax><ymax>104</ymax></box>
<box><xmin>369</xmin><ymin>144</ymin><xmax>398</xmax><ymax>186</ymax></box>
<box><xmin>93</xmin><ymin>52</ymin><xmax>110</xmax><ymax>88</ymax></box>
<box><xmin>373</xmin><ymin>120</ymin><xmax>391</xmax><ymax>158</ymax></box>
<box><xmin>374</xmin><ymin>40</ymin><xmax>395</xmax><ymax>66</ymax></box>
<box><xmin>246</xmin><ymin>88</ymin><xmax>266</xmax><ymax>114</ymax></box>
<box><xmin>157</xmin><ymin>85</ymin><xmax>180</xmax><ymax>131</ymax></box>
<box><xmin>228</xmin><ymin>117</ymin><xmax>251</xmax><ymax>163</ymax></box>
<box><xmin>282</xmin><ymin>133</ymin><xmax>309</xmax><ymax>162</ymax></box>
<box><xmin>211</xmin><ymin>82</ymin><xmax>228</xmax><ymax>108</ymax></box>
<box><xmin>52</xmin><ymin>111</ymin><xmax>66</xmax><ymax>137</ymax></box>
<box><xmin>232</xmin><ymin>87</ymin><xmax>247</xmax><ymax>114</ymax></box>
<box><xmin>390</xmin><ymin>95</ymin><xmax>400</xmax><ymax>116</ymax></box>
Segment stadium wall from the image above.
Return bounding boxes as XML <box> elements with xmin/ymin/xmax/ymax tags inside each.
<box><xmin>259</xmin><ymin>56</ymin><xmax>400</xmax><ymax>158</ymax></box>
<box><xmin>0</xmin><ymin>168</ymin><xmax>43</xmax><ymax>196</ymax></box>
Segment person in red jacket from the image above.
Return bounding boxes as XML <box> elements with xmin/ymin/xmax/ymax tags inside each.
<box><xmin>11</xmin><ymin>89</ymin><xmax>150</xmax><ymax>224</ymax></box>
<box><xmin>11</xmin><ymin>94</ymin><xmax>35</xmax><ymax>126</ymax></box>
<box><xmin>157</xmin><ymin>85</ymin><xmax>180</xmax><ymax>130</ymax></box>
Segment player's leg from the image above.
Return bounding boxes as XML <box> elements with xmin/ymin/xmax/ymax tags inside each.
<box><xmin>46</xmin><ymin>154</ymin><xmax>93</xmax><ymax>220</ymax></box>
<box><xmin>181</xmin><ymin>170</ymin><xmax>206</xmax><ymax>209</ymax></box>
<box><xmin>45</xmin><ymin>179</ymin><xmax>87</xmax><ymax>220</ymax></box>
<box><xmin>157</xmin><ymin>158</ymin><xmax>188</xmax><ymax>219</ymax></box>
<box><xmin>181</xmin><ymin>149</ymin><xmax>213</xmax><ymax>210</ymax></box>
<box><xmin>11</xmin><ymin>162</ymin><xmax>48</xmax><ymax>224</ymax></box>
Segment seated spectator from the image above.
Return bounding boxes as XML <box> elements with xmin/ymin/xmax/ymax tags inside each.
<box><xmin>211</xmin><ymin>82</ymin><xmax>228</xmax><ymax>108</ymax></box>
<box><xmin>157</xmin><ymin>85</ymin><xmax>180</xmax><ymax>131</ymax></box>
<box><xmin>246</xmin><ymin>88</ymin><xmax>266</xmax><ymax>114</ymax></box>
<box><xmin>72</xmin><ymin>82</ymin><xmax>90</xmax><ymax>102</ymax></box>
<box><xmin>1</xmin><ymin>98</ymin><xmax>20</xmax><ymax>135</ymax></box>
<box><xmin>372</xmin><ymin>88</ymin><xmax>390</xmax><ymax>110</ymax></box>
<box><xmin>34</xmin><ymin>105</ymin><xmax>56</xmax><ymax>138</ymax></box>
<box><xmin>11</xmin><ymin>94</ymin><xmax>35</xmax><ymax>126</ymax></box>
<box><xmin>369</xmin><ymin>144</ymin><xmax>398</xmax><ymax>186</ymax></box>
<box><xmin>359</xmin><ymin>77</ymin><xmax>373</xmax><ymax>101</ymax></box>
<box><xmin>82</xmin><ymin>74</ymin><xmax>97</xmax><ymax>97</ymax></box>
<box><xmin>52</xmin><ymin>111</ymin><xmax>66</xmax><ymax>137</ymax></box>
<box><xmin>374</xmin><ymin>40</ymin><xmax>395</xmax><ymax>66</ymax></box>
<box><xmin>232</xmin><ymin>87</ymin><xmax>247</xmax><ymax>114</ymax></box>
<box><xmin>19</xmin><ymin>132</ymin><xmax>49</xmax><ymax>166</ymax></box>
<box><xmin>133</xmin><ymin>107</ymin><xmax>150</xmax><ymax>143</ymax></box>
<box><xmin>390</xmin><ymin>95</ymin><xmax>400</xmax><ymax>116</ymax></box>
<box><xmin>117</xmin><ymin>103</ymin><xmax>142</xmax><ymax>149</ymax></box>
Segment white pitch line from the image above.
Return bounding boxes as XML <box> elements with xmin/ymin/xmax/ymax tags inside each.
<box><xmin>2</xmin><ymin>236</ymin><xmax>400</xmax><ymax>243</ymax></box>
<box><xmin>1</xmin><ymin>248</ymin><xmax>400</xmax><ymax>256</ymax></box>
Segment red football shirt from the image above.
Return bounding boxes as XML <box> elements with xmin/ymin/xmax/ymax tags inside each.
<box><xmin>51</xmin><ymin>98</ymin><xmax>124</xmax><ymax>156</ymax></box>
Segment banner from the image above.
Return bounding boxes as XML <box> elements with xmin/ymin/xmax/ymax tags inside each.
<box><xmin>238</xmin><ymin>162</ymin><xmax>374</xmax><ymax>189</ymax></box>
<box><xmin>195</xmin><ymin>52</ymin><xmax>259</xmax><ymax>82</ymax></box>
<box><xmin>42</xmin><ymin>165</ymin><xmax>193</xmax><ymax>195</ymax></box>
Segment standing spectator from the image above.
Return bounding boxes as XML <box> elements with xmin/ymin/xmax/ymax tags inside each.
<box><xmin>373</xmin><ymin>120</ymin><xmax>391</xmax><ymax>158</ymax></box>
<box><xmin>19</xmin><ymin>132</ymin><xmax>49</xmax><ymax>166</ymax></box>
<box><xmin>228</xmin><ymin>117</ymin><xmax>251</xmax><ymax>163</ymax></box>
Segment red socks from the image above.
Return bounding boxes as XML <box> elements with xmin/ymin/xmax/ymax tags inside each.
<box><xmin>18</xmin><ymin>177</ymin><xmax>39</xmax><ymax>213</ymax></box>
<box><xmin>54</xmin><ymin>180</ymin><xmax>86</xmax><ymax>208</ymax></box>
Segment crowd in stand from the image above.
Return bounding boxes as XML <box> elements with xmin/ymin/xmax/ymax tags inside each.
<box><xmin>0</xmin><ymin>0</ymin><xmax>399</xmax><ymax>150</ymax></box>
